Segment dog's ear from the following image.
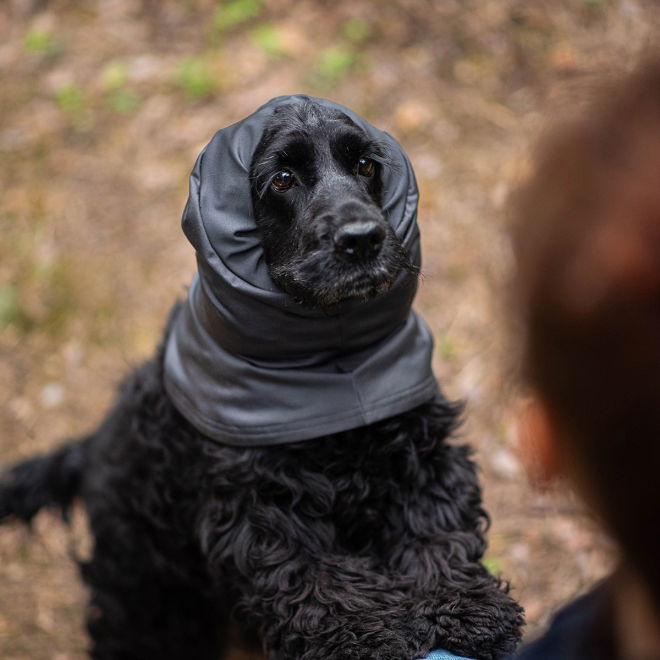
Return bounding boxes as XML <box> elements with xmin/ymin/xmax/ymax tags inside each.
<box><xmin>367</xmin><ymin>139</ymin><xmax>396</xmax><ymax>169</ymax></box>
<box><xmin>249</xmin><ymin>128</ymin><xmax>278</xmax><ymax>201</ymax></box>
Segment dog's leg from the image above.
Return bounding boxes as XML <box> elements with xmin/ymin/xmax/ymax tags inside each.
<box><xmin>390</xmin><ymin>555</ymin><xmax>524</xmax><ymax>660</ymax></box>
<box><xmin>201</xmin><ymin>499</ymin><xmax>429</xmax><ymax>660</ymax></box>
<box><xmin>379</xmin><ymin>442</ymin><xmax>524</xmax><ymax>660</ymax></box>
<box><xmin>242</xmin><ymin>550</ymin><xmax>423</xmax><ymax>660</ymax></box>
<box><xmin>80</xmin><ymin>520</ymin><xmax>229</xmax><ymax>660</ymax></box>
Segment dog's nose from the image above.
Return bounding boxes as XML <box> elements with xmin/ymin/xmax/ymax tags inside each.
<box><xmin>334</xmin><ymin>221</ymin><xmax>386</xmax><ymax>260</ymax></box>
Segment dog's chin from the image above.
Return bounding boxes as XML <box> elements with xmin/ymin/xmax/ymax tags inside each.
<box><xmin>286</xmin><ymin>273</ymin><xmax>398</xmax><ymax>309</ymax></box>
<box><xmin>272</xmin><ymin>258</ymin><xmax>414</xmax><ymax>309</ymax></box>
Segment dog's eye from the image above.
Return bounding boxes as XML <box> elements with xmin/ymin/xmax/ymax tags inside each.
<box><xmin>271</xmin><ymin>170</ymin><xmax>295</xmax><ymax>192</ymax></box>
<box><xmin>357</xmin><ymin>158</ymin><xmax>375</xmax><ymax>177</ymax></box>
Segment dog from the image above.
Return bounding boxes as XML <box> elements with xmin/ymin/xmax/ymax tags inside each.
<box><xmin>0</xmin><ymin>96</ymin><xmax>523</xmax><ymax>660</ymax></box>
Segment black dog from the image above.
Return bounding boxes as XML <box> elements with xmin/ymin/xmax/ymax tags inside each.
<box><xmin>0</xmin><ymin>97</ymin><xmax>523</xmax><ymax>660</ymax></box>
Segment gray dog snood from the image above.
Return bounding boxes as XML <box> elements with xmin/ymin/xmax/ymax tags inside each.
<box><xmin>163</xmin><ymin>95</ymin><xmax>438</xmax><ymax>446</ymax></box>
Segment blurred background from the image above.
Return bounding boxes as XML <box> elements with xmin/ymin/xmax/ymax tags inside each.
<box><xmin>1</xmin><ymin>0</ymin><xmax>658</xmax><ymax>658</ymax></box>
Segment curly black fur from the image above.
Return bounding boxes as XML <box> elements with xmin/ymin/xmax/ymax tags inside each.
<box><xmin>0</xmin><ymin>328</ymin><xmax>523</xmax><ymax>659</ymax></box>
<box><xmin>0</xmin><ymin>99</ymin><xmax>524</xmax><ymax>659</ymax></box>
<box><xmin>0</xmin><ymin>437</ymin><xmax>87</xmax><ymax>524</ymax></box>
<box><xmin>71</xmin><ymin>331</ymin><xmax>521</xmax><ymax>660</ymax></box>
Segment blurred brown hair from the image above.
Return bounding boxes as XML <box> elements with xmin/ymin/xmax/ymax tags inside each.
<box><xmin>510</xmin><ymin>58</ymin><xmax>660</xmax><ymax>608</ymax></box>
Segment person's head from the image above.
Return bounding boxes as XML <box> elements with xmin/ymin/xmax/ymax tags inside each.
<box><xmin>511</xmin><ymin>59</ymin><xmax>660</xmax><ymax>610</ymax></box>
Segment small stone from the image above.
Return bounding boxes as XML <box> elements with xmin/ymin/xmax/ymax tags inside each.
<box><xmin>393</xmin><ymin>100</ymin><xmax>430</xmax><ymax>132</ymax></box>
<box><xmin>490</xmin><ymin>448</ymin><xmax>521</xmax><ymax>479</ymax></box>
<box><xmin>40</xmin><ymin>382</ymin><xmax>64</xmax><ymax>409</ymax></box>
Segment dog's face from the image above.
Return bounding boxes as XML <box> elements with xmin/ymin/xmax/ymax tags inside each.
<box><xmin>249</xmin><ymin>100</ymin><xmax>416</xmax><ymax>308</ymax></box>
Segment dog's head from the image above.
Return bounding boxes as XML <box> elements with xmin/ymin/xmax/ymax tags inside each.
<box><xmin>165</xmin><ymin>96</ymin><xmax>437</xmax><ymax>445</ymax></box>
<box><xmin>249</xmin><ymin>99</ymin><xmax>417</xmax><ymax>308</ymax></box>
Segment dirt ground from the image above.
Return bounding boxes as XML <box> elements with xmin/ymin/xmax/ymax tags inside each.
<box><xmin>1</xmin><ymin>1</ymin><xmax>658</xmax><ymax>658</ymax></box>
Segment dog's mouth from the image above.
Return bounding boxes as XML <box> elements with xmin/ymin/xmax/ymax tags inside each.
<box><xmin>270</xmin><ymin>228</ymin><xmax>418</xmax><ymax>309</ymax></box>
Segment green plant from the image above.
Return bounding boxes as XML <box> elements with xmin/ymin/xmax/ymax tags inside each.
<box><xmin>176</xmin><ymin>57</ymin><xmax>216</xmax><ymax>100</ymax></box>
<box><xmin>54</xmin><ymin>83</ymin><xmax>89</xmax><ymax>126</ymax></box>
<box><xmin>0</xmin><ymin>285</ymin><xmax>20</xmax><ymax>329</ymax></box>
<box><xmin>107</xmin><ymin>89</ymin><xmax>140</xmax><ymax>114</ymax></box>
<box><xmin>311</xmin><ymin>44</ymin><xmax>360</xmax><ymax>89</ymax></box>
<box><xmin>341</xmin><ymin>18</ymin><xmax>370</xmax><ymax>42</ymax></box>
<box><xmin>320</xmin><ymin>45</ymin><xmax>357</xmax><ymax>77</ymax></box>
<box><xmin>101</xmin><ymin>62</ymin><xmax>140</xmax><ymax>114</ymax></box>
<box><xmin>101</xmin><ymin>61</ymin><xmax>129</xmax><ymax>90</ymax></box>
<box><xmin>438</xmin><ymin>335</ymin><xmax>456</xmax><ymax>361</ymax></box>
<box><xmin>250</xmin><ymin>23</ymin><xmax>284</xmax><ymax>59</ymax></box>
<box><xmin>23</xmin><ymin>28</ymin><xmax>62</xmax><ymax>57</ymax></box>
<box><xmin>482</xmin><ymin>556</ymin><xmax>503</xmax><ymax>575</ymax></box>
<box><xmin>214</xmin><ymin>0</ymin><xmax>262</xmax><ymax>31</ymax></box>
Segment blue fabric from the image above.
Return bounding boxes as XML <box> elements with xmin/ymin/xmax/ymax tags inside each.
<box><xmin>419</xmin><ymin>650</ymin><xmax>474</xmax><ymax>660</ymax></box>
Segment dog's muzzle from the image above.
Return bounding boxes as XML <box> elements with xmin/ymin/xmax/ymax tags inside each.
<box><xmin>310</xmin><ymin>198</ymin><xmax>389</xmax><ymax>263</ymax></box>
<box><xmin>334</xmin><ymin>220</ymin><xmax>386</xmax><ymax>261</ymax></box>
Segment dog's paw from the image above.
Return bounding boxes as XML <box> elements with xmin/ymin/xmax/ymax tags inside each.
<box><xmin>411</xmin><ymin>580</ymin><xmax>524</xmax><ymax>660</ymax></box>
<box><xmin>296</xmin><ymin>618</ymin><xmax>420</xmax><ymax>660</ymax></box>
<box><xmin>335</xmin><ymin>635</ymin><xmax>412</xmax><ymax>659</ymax></box>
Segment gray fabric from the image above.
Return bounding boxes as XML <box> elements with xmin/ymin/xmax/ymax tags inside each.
<box><xmin>164</xmin><ymin>95</ymin><xmax>437</xmax><ymax>446</ymax></box>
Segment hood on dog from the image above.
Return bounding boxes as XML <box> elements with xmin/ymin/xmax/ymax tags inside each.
<box><xmin>164</xmin><ymin>95</ymin><xmax>437</xmax><ymax>446</ymax></box>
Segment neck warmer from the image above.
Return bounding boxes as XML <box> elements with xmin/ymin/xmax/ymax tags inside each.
<box><xmin>163</xmin><ymin>95</ymin><xmax>437</xmax><ymax>446</ymax></box>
